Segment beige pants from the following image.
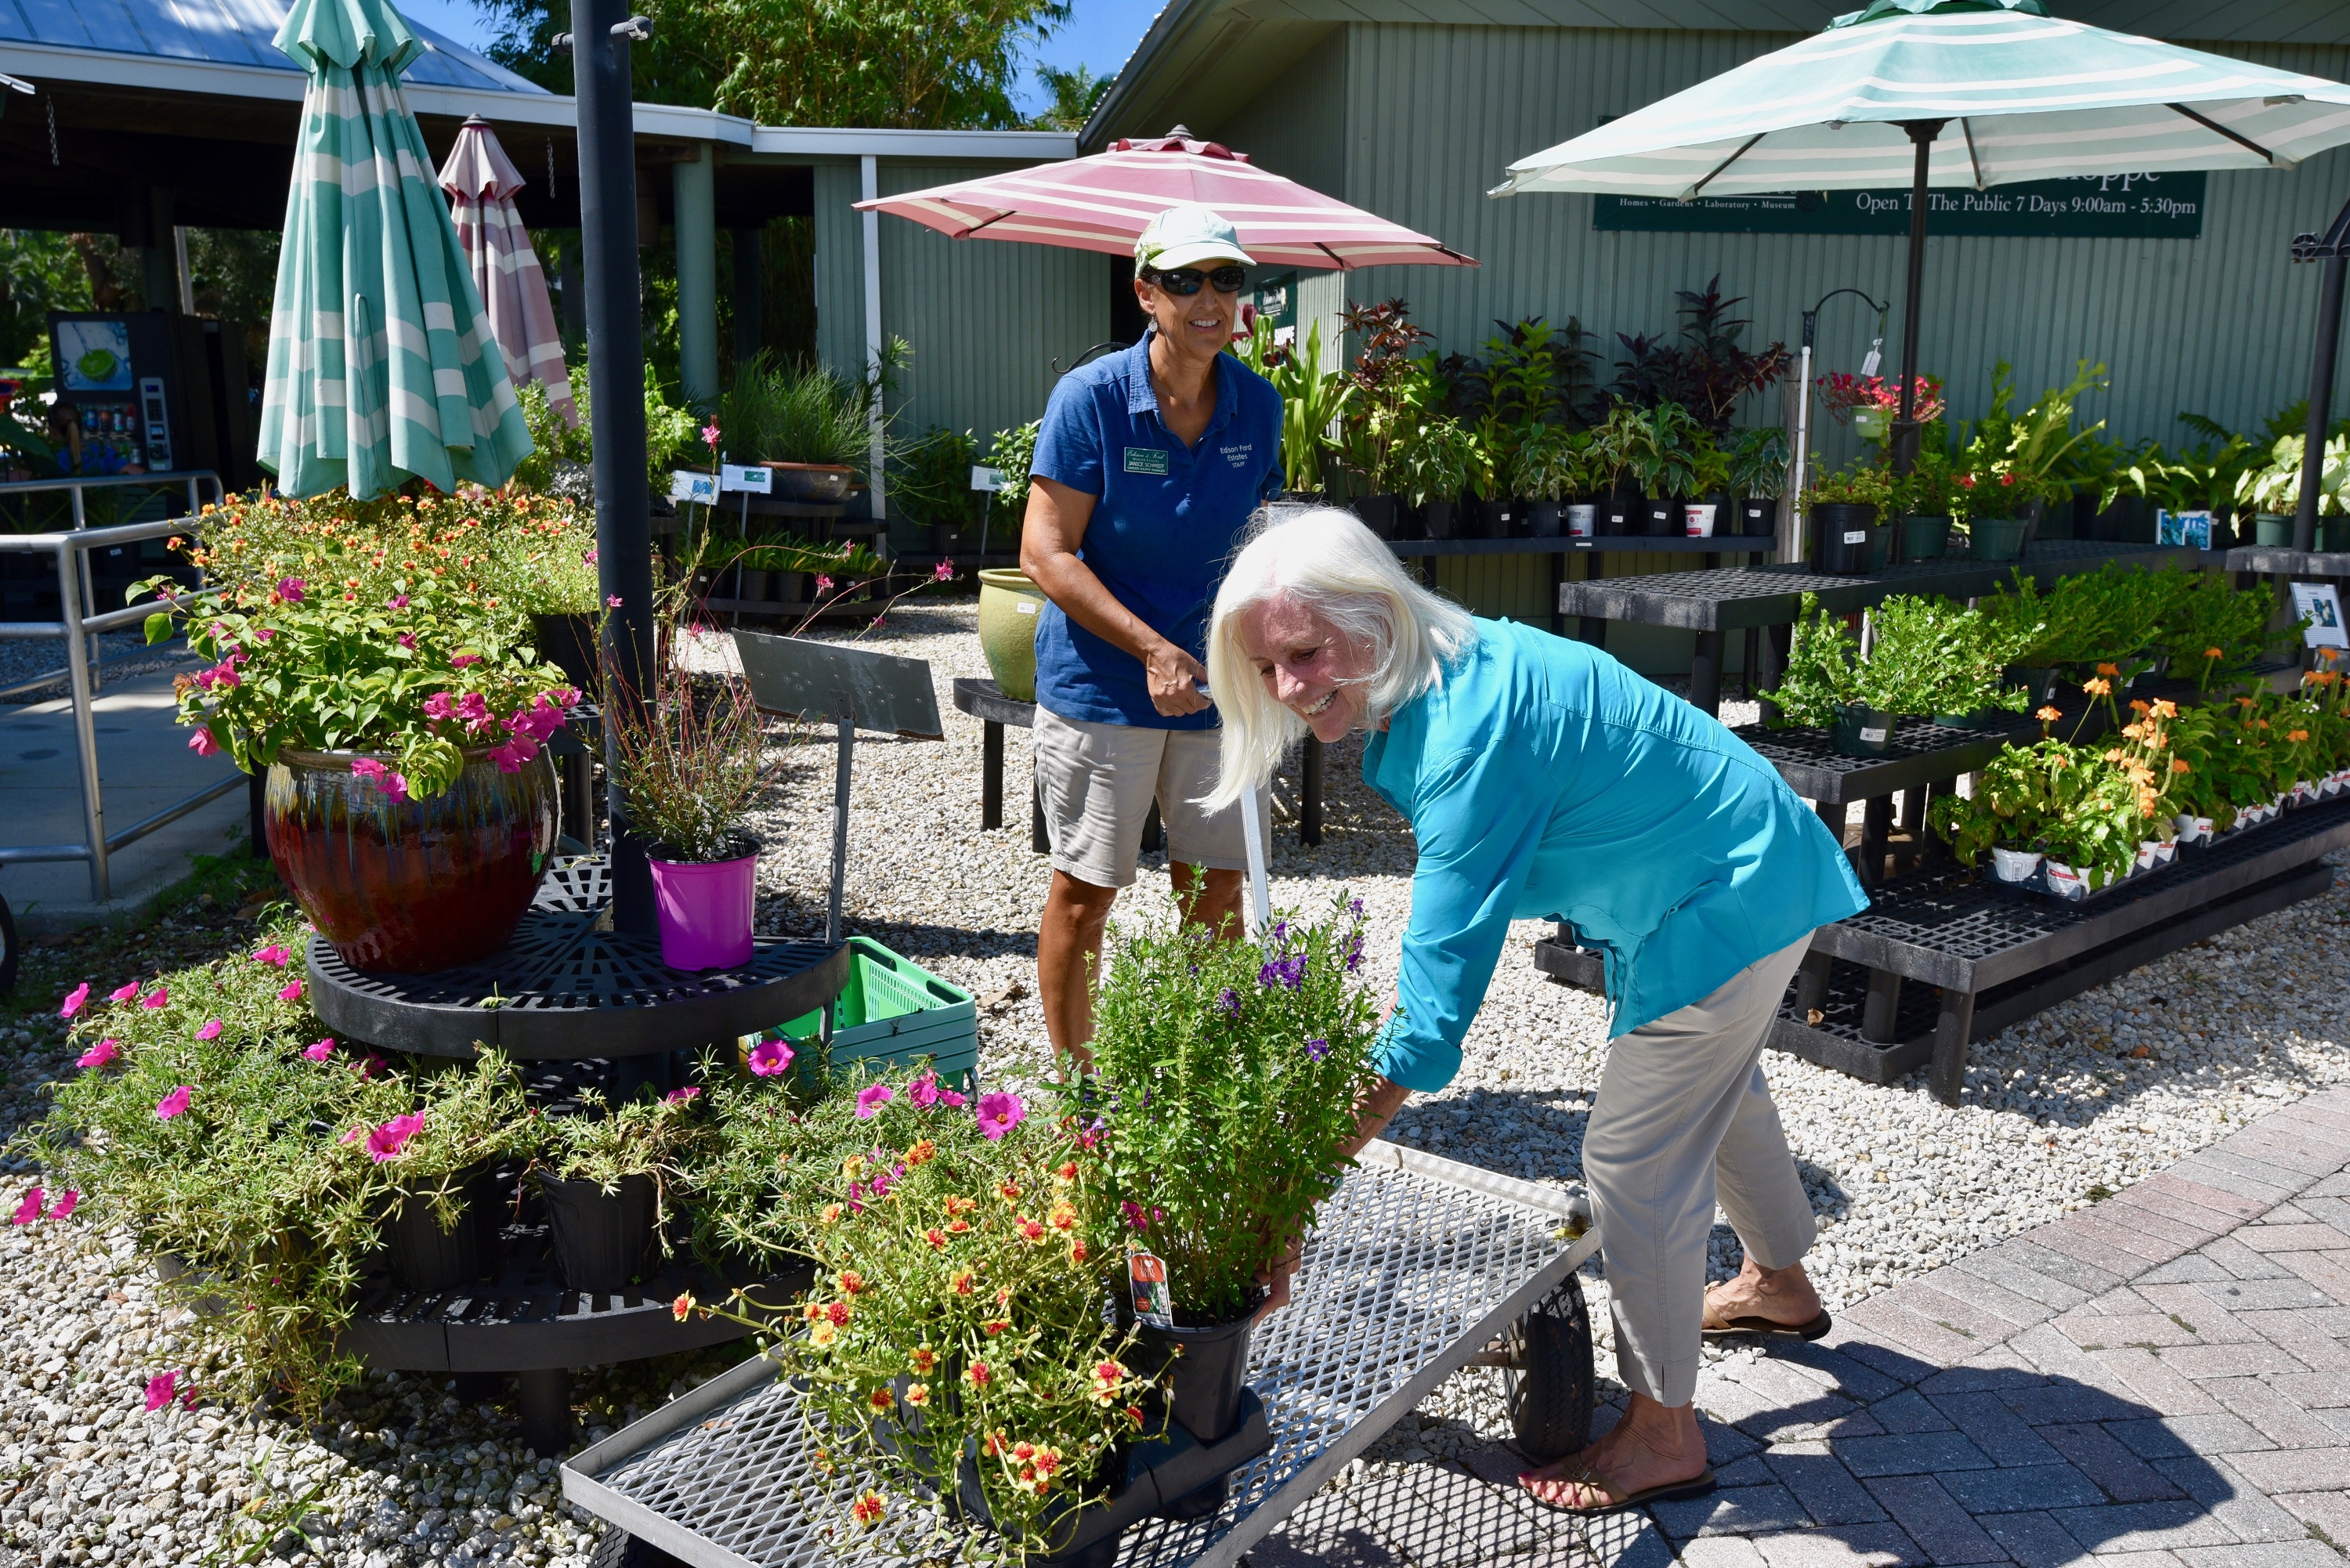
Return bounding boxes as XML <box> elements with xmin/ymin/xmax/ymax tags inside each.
<box><xmin>1585</xmin><ymin>934</ymin><xmax>1817</xmax><ymax>1407</ymax></box>
<box><xmin>1032</xmin><ymin>706</ymin><xmax>1269</xmax><ymax>890</ymax></box>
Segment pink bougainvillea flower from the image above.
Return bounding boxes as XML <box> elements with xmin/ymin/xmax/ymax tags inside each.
<box><xmin>454</xmin><ymin>692</ymin><xmax>492</xmax><ymax>731</ymax></box>
<box><xmin>60</xmin><ymin>983</ymin><xmax>89</xmax><ymax>1020</ymax></box>
<box><xmin>350</xmin><ymin>757</ymin><xmax>390</xmax><ymax>785</ymax></box>
<box><xmin>855</xmin><ymin>1083</ymin><xmax>895</xmax><ymax>1120</ymax></box>
<box><xmin>252</xmin><ymin>945</ymin><xmax>290</xmax><ymax>967</ymax></box>
<box><xmin>366</xmin><ymin>1112</ymin><xmax>424</xmax><ymax>1163</ymax></box>
<box><xmin>486</xmin><ymin>736</ymin><xmax>539</xmax><ymax>774</ymax></box>
<box><xmin>450</xmin><ymin>652</ymin><xmax>483</xmax><ymax>670</ymax></box>
<box><xmin>141</xmin><ymin>987</ymin><xmax>170</xmax><ymax>1010</ymax></box>
<box><xmin>664</xmin><ymin>1086</ymin><xmax>701</xmax><ymax>1104</ymax></box>
<box><xmin>47</xmin><ymin>1190</ymin><xmax>78</xmax><ymax>1221</ymax></box>
<box><xmin>194</xmin><ymin>1018</ymin><xmax>223</xmax><ymax>1041</ymax></box>
<box><xmin>143</xmin><ymin>1371</ymin><xmax>179</xmax><ymax>1411</ymax></box>
<box><xmin>76</xmin><ymin>1038</ymin><xmax>119</xmax><ymax>1069</ymax></box>
<box><xmin>974</xmin><ymin>1091</ymin><xmax>1025</xmax><ymax>1142</ymax></box>
<box><xmin>305</xmin><ymin>1038</ymin><xmax>336</xmax><ymax>1062</ymax></box>
<box><xmin>379</xmin><ymin>771</ymin><xmax>410</xmax><ymax>804</ymax></box>
<box><xmin>109</xmin><ymin>981</ymin><xmax>140</xmax><ymax>1002</ymax></box>
<box><xmin>187</xmin><ymin>728</ymin><xmax>221</xmax><ymax>757</ymax></box>
<box><xmin>277</xmin><ymin>981</ymin><xmax>303</xmax><ymax>1003</ymax></box>
<box><xmin>396</xmin><ymin>632</ymin><xmax>416</xmax><ymax>651</ymax></box>
<box><xmin>273</xmin><ymin>576</ymin><xmax>305</xmax><ymax>603</ymax></box>
<box><xmin>389</xmin><ymin>593</ymin><xmax>409</xmax><ymax>609</ymax></box>
<box><xmin>155</xmin><ymin>1086</ymin><xmax>193</xmax><ymax>1121</ymax></box>
<box><xmin>9</xmin><ymin>1187</ymin><xmax>42</xmax><ymax>1225</ymax></box>
<box><xmin>747</xmin><ymin>1038</ymin><xmax>794</xmax><ymax>1078</ymax></box>
<box><xmin>421</xmin><ymin>692</ymin><xmax>456</xmax><ymax>721</ymax></box>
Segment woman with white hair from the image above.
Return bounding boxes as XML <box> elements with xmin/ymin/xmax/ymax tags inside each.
<box><xmin>1206</xmin><ymin>505</ymin><xmax>1867</xmax><ymax>1516</ymax></box>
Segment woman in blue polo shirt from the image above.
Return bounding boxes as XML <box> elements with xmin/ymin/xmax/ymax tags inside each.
<box><xmin>1019</xmin><ymin>204</ymin><xmax>1285</xmax><ymax>1059</ymax></box>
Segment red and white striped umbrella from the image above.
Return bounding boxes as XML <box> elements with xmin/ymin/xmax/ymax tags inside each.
<box><xmin>855</xmin><ymin>130</ymin><xmax>1477</xmax><ymax>271</ymax></box>
<box><xmin>439</xmin><ymin>116</ymin><xmax>577</xmax><ymax>426</ymax></box>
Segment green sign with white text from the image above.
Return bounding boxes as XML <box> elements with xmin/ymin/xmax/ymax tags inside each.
<box><xmin>1594</xmin><ymin>172</ymin><xmax>2205</xmax><ymax>239</ymax></box>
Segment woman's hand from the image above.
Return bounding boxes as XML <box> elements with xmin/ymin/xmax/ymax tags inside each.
<box><xmin>1144</xmin><ymin>641</ymin><xmax>1212</xmax><ymax>717</ymax></box>
<box><xmin>1259</xmin><ymin>1077</ymin><xmax>1411</xmax><ymax>1318</ymax></box>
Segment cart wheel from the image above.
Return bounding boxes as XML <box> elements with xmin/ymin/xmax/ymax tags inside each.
<box><xmin>1505</xmin><ymin>1273</ymin><xmax>1594</xmax><ymax>1463</ymax></box>
<box><xmin>0</xmin><ymin>894</ymin><xmax>19</xmax><ymax>996</ymax></box>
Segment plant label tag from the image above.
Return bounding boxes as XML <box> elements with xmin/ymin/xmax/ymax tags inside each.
<box><xmin>1859</xmin><ymin>726</ymin><xmax>1887</xmax><ymax>743</ymax></box>
<box><xmin>971</xmin><ymin>464</ymin><xmax>1003</xmax><ymax>493</ymax></box>
<box><xmin>721</xmin><ymin>464</ymin><xmax>773</xmax><ymax>495</ymax></box>
<box><xmin>2290</xmin><ymin>583</ymin><xmax>2346</xmax><ymax>649</ymax></box>
<box><xmin>1123</xmin><ymin>446</ymin><xmax>1170</xmax><ymax>476</ymax></box>
<box><xmin>1016</xmin><ymin>600</ymin><xmax>1037</xmax><ymax>616</ymax></box>
<box><xmin>1842</xmin><ymin>529</ymin><xmax>1868</xmax><ymax>545</ymax></box>
<box><xmin>1127</xmin><ymin>1248</ymin><xmax>1173</xmax><ymax>1330</ymax></box>
<box><xmin>670</xmin><ymin>470</ymin><xmax>718</xmax><ymax>505</ymax></box>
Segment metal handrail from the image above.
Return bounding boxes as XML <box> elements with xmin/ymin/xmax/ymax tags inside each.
<box><xmin>0</xmin><ymin>488</ymin><xmax>238</xmax><ymax>903</ymax></box>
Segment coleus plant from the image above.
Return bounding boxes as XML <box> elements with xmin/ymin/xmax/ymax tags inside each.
<box><xmin>137</xmin><ymin>571</ymin><xmax>578</xmax><ymax>801</ymax></box>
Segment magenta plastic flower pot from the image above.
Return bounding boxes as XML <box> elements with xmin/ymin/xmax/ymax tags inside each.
<box><xmin>648</xmin><ymin>851</ymin><xmax>757</xmax><ymax>970</ymax></box>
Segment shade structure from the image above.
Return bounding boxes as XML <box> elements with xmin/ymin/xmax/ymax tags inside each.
<box><xmin>440</xmin><ymin>117</ymin><xmax>577</xmax><ymax>428</ymax></box>
<box><xmin>857</xmin><ymin>131</ymin><xmax>1477</xmax><ymax>271</ymax></box>
<box><xmin>1494</xmin><ymin>0</ymin><xmax>2350</xmax><ymax>200</ymax></box>
<box><xmin>258</xmin><ymin>0</ymin><xmax>534</xmax><ymax>500</ymax></box>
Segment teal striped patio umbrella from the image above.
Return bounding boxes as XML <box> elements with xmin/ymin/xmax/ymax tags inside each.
<box><xmin>1494</xmin><ymin>0</ymin><xmax>2350</xmax><ymax>452</ymax></box>
<box><xmin>258</xmin><ymin>0</ymin><xmax>534</xmax><ymax>500</ymax></box>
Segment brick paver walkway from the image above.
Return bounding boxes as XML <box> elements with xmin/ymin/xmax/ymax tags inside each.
<box><xmin>1253</xmin><ymin>1088</ymin><xmax>2350</xmax><ymax>1568</ymax></box>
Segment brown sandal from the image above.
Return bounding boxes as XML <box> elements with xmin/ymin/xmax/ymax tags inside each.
<box><xmin>1701</xmin><ymin>1295</ymin><xmax>1833</xmax><ymax>1340</ymax></box>
<box><xmin>1517</xmin><ymin>1461</ymin><xmax>1718</xmax><ymax>1516</ymax></box>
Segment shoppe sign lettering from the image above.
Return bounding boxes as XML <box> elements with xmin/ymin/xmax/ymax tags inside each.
<box><xmin>1595</xmin><ymin>171</ymin><xmax>2205</xmax><ymax>239</ymax></box>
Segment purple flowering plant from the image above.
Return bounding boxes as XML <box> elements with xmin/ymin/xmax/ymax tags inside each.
<box><xmin>1069</xmin><ymin>888</ymin><xmax>1381</xmax><ymax>1324</ymax></box>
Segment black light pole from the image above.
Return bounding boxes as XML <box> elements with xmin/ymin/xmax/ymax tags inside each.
<box><xmin>1888</xmin><ymin>119</ymin><xmax>1947</xmax><ymax>477</ymax></box>
<box><xmin>2290</xmin><ymin>197</ymin><xmax>2350</xmax><ymax>555</ymax></box>
<box><xmin>567</xmin><ymin>0</ymin><xmax>658</xmax><ymax>934</ymax></box>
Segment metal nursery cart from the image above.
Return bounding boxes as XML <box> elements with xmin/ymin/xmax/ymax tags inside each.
<box><xmin>564</xmin><ymin>1140</ymin><xmax>1603</xmax><ymax>1568</ymax></box>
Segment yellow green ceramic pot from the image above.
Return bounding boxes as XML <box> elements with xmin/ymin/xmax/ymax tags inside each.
<box><xmin>977</xmin><ymin>568</ymin><xmax>1047</xmax><ymax>702</ymax></box>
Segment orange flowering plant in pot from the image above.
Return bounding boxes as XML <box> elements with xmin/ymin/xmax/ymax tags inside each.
<box><xmin>682</xmin><ymin>1064</ymin><xmax>1155</xmax><ymax>1563</ymax></box>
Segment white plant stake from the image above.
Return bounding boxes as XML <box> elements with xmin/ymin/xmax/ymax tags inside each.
<box><xmin>1239</xmin><ymin>786</ymin><xmax>1272</xmax><ymax>937</ymax></box>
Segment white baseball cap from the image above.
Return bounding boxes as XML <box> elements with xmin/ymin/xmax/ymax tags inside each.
<box><xmin>1134</xmin><ymin>203</ymin><xmax>1255</xmax><ymax>276</ymax></box>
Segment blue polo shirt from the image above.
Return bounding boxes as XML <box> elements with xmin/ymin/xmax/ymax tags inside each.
<box><xmin>1029</xmin><ymin>334</ymin><xmax>1284</xmax><ymax>729</ymax></box>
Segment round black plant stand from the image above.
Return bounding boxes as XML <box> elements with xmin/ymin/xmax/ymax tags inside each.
<box><xmin>305</xmin><ymin>856</ymin><xmax>850</xmax><ymax>1060</ymax></box>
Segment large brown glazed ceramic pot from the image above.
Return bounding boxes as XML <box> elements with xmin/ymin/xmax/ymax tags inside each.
<box><xmin>265</xmin><ymin>747</ymin><xmax>559</xmax><ymax>973</ymax></box>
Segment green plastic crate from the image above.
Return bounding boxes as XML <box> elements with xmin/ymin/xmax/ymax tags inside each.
<box><xmin>772</xmin><ymin>937</ymin><xmax>978</xmax><ymax>1083</ymax></box>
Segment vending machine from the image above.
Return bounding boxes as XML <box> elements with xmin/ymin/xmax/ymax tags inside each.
<box><xmin>45</xmin><ymin>310</ymin><xmax>256</xmax><ymax>490</ymax></box>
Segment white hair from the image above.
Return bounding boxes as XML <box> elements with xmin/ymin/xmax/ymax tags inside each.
<box><xmin>1203</xmin><ymin>505</ymin><xmax>1477</xmax><ymax>811</ymax></box>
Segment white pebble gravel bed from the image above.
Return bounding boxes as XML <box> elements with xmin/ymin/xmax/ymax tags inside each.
<box><xmin>0</xmin><ymin>600</ymin><xmax>2340</xmax><ymax>1564</ymax></box>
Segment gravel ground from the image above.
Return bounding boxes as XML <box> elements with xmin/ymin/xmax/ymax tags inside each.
<box><xmin>0</xmin><ymin>598</ymin><xmax>2341</xmax><ymax>1565</ymax></box>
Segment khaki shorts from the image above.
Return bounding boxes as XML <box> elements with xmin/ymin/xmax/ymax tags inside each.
<box><xmin>1032</xmin><ymin>706</ymin><xmax>1270</xmax><ymax>890</ymax></box>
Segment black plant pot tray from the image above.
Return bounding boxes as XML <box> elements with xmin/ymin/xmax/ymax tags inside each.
<box><xmin>306</xmin><ymin>855</ymin><xmax>849</xmax><ymax>1060</ymax></box>
<box><xmin>561</xmin><ymin>1140</ymin><xmax>1602</xmax><ymax>1568</ymax></box>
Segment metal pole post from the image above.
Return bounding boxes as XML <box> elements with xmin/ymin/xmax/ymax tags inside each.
<box><xmin>56</xmin><ymin>540</ymin><xmax>107</xmax><ymax>901</ymax></box>
<box><xmin>573</xmin><ymin>0</ymin><xmax>659</xmax><ymax>934</ymax></box>
<box><xmin>829</xmin><ymin>697</ymin><xmax>853</xmax><ymax>947</ymax></box>
<box><xmin>1889</xmin><ymin>121</ymin><xmax>1945</xmax><ymax>478</ymax></box>
<box><xmin>861</xmin><ymin>154</ymin><xmax>887</xmax><ymax>543</ymax></box>
<box><xmin>2293</xmin><ymin>199</ymin><xmax>2350</xmax><ymax>555</ymax></box>
<box><xmin>1791</xmin><ymin>334</ymin><xmax>1813</xmax><ymax>565</ymax></box>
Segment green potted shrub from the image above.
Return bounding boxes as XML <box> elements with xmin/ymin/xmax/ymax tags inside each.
<box><xmin>1804</xmin><ymin>463</ymin><xmax>1892</xmax><ymax>574</ymax></box>
<box><xmin>352</xmin><ymin>1057</ymin><xmax>533</xmax><ymax>1292</ymax></box>
<box><xmin>1402</xmin><ymin>416</ymin><xmax>1474</xmax><ymax>540</ymax></box>
<box><xmin>1337</xmin><ymin>301</ymin><xmax>1437</xmax><ymax>540</ymax></box>
<box><xmin>718</xmin><ymin>346</ymin><xmax>901</xmax><ymax>502</ymax></box>
<box><xmin>602</xmin><ymin>657</ymin><xmax>777</xmax><ymax>972</ymax></box>
<box><xmin>1620</xmin><ymin>402</ymin><xmax>1701</xmax><ymax>537</ymax></box>
<box><xmin>1725</xmin><ymin>426</ymin><xmax>1791</xmax><ymax>538</ymax></box>
<box><xmin>891</xmin><ymin>426</ymin><xmax>985</xmax><ymax>557</ymax></box>
<box><xmin>1509</xmin><ymin>425</ymin><xmax>1592</xmax><ymax>539</ymax></box>
<box><xmin>1891</xmin><ymin>446</ymin><xmax>1957</xmax><ymax>562</ymax></box>
<box><xmin>1072</xmin><ymin>892</ymin><xmax>1381</xmax><ymax>1516</ymax></box>
<box><xmin>534</xmin><ymin>1086</ymin><xmax>703</xmax><ymax>1293</ymax></box>
<box><xmin>1684</xmin><ymin>429</ymin><xmax>1733</xmax><ymax>537</ymax></box>
<box><xmin>1589</xmin><ymin>405</ymin><xmax>1645</xmax><ymax>536</ymax></box>
<box><xmin>1762</xmin><ymin>593</ymin><xmax>2012</xmax><ymax>753</ymax></box>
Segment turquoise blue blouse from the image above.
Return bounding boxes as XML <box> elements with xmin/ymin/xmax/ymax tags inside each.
<box><xmin>1362</xmin><ymin>620</ymin><xmax>1867</xmax><ymax>1092</ymax></box>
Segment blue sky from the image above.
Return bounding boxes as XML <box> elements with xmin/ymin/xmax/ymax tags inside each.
<box><xmin>403</xmin><ymin>0</ymin><xmax>1166</xmax><ymax>117</ymax></box>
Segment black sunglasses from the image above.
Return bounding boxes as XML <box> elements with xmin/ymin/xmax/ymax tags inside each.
<box><xmin>1144</xmin><ymin>264</ymin><xmax>1247</xmax><ymax>296</ymax></box>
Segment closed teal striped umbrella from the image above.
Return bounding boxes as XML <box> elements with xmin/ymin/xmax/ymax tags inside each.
<box><xmin>258</xmin><ymin>0</ymin><xmax>534</xmax><ymax>500</ymax></box>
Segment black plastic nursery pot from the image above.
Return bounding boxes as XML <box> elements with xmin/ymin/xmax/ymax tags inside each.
<box><xmin>1812</xmin><ymin>503</ymin><xmax>1880</xmax><ymax>574</ymax></box>
<box><xmin>538</xmin><ymin>1171</ymin><xmax>658</xmax><ymax>1293</ymax></box>
<box><xmin>1597</xmin><ymin>492</ymin><xmax>1640</xmax><ymax>536</ymax></box>
<box><xmin>1735</xmin><ymin>497</ymin><xmax>1775</xmax><ymax>537</ymax></box>
<box><xmin>530</xmin><ymin>612</ymin><xmax>599</xmax><ymax>694</ymax></box>
<box><xmin>2005</xmin><ymin>664</ymin><xmax>2063</xmax><ymax>706</ymax></box>
<box><xmin>1349</xmin><ymin>494</ymin><xmax>1401</xmax><ymax>540</ymax></box>
<box><xmin>384</xmin><ymin>1166</ymin><xmax>506</xmax><ymax>1292</ymax></box>
<box><xmin>1900</xmin><ymin>515</ymin><xmax>1951</xmax><ymax>561</ymax></box>
<box><xmin>1474</xmin><ymin>497</ymin><xmax>1514</xmax><ymax>538</ymax></box>
<box><xmin>1972</xmin><ymin>516</ymin><xmax>2030</xmax><ymax>561</ymax></box>
<box><xmin>1119</xmin><ymin>1287</ymin><xmax>1265</xmax><ymax>1519</ymax></box>
<box><xmin>1526</xmin><ymin>500</ymin><xmax>1563</xmax><ymax>538</ymax></box>
<box><xmin>1831</xmin><ymin>703</ymin><xmax>1901</xmax><ymax>758</ymax></box>
<box><xmin>1641</xmin><ymin>496</ymin><xmax>1679</xmax><ymax>537</ymax></box>
<box><xmin>1421</xmin><ymin>499</ymin><xmax>1458</xmax><ymax>540</ymax></box>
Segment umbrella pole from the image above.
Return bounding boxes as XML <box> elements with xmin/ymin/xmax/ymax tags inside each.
<box><xmin>2292</xmin><ymin>196</ymin><xmax>2350</xmax><ymax>555</ymax></box>
<box><xmin>1889</xmin><ymin>120</ymin><xmax>1946</xmax><ymax>479</ymax></box>
<box><xmin>574</xmin><ymin>0</ymin><xmax>660</xmax><ymax>934</ymax></box>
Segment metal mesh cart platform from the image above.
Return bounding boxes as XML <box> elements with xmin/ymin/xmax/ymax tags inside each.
<box><xmin>562</xmin><ymin>1139</ymin><xmax>1601</xmax><ymax>1568</ymax></box>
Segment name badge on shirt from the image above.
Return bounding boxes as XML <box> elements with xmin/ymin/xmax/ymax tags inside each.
<box><xmin>1123</xmin><ymin>446</ymin><xmax>1170</xmax><ymax>476</ymax></box>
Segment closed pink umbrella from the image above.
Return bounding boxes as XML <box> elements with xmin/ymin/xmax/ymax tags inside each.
<box><xmin>855</xmin><ymin>128</ymin><xmax>1476</xmax><ymax>270</ymax></box>
<box><xmin>439</xmin><ymin>116</ymin><xmax>577</xmax><ymax>426</ymax></box>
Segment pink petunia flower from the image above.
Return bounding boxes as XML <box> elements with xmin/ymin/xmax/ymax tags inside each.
<box><xmin>304</xmin><ymin>1038</ymin><xmax>337</xmax><ymax>1062</ymax></box>
<box><xmin>60</xmin><ymin>983</ymin><xmax>89</xmax><ymax>1020</ymax></box>
<box><xmin>47</xmin><ymin>1190</ymin><xmax>77</xmax><ymax>1221</ymax></box>
<box><xmin>110</xmin><ymin>981</ymin><xmax>140</xmax><ymax>1002</ymax></box>
<box><xmin>277</xmin><ymin>981</ymin><xmax>302</xmax><ymax>1003</ymax></box>
<box><xmin>253</xmin><ymin>945</ymin><xmax>290</xmax><ymax>967</ymax></box>
<box><xmin>155</xmin><ymin>1086</ymin><xmax>193</xmax><ymax>1120</ymax></box>
<box><xmin>142</xmin><ymin>987</ymin><xmax>169</xmax><ymax>1010</ymax></box>
<box><xmin>9</xmin><ymin>1187</ymin><xmax>41</xmax><ymax>1225</ymax></box>
<box><xmin>747</xmin><ymin>1038</ymin><xmax>794</xmax><ymax>1078</ymax></box>
<box><xmin>855</xmin><ymin>1083</ymin><xmax>895</xmax><ymax>1120</ymax></box>
<box><xmin>365</xmin><ymin>1112</ymin><xmax>424</xmax><ymax>1162</ymax></box>
<box><xmin>195</xmin><ymin>1019</ymin><xmax>223</xmax><ymax>1041</ymax></box>
<box><xmin>76</xmin><ymin>1038</ymin><xmax>119</xmax><ymax>1069</ymax></box>
<box><xmin>143</xmin><ymin>1371</ymin><xmax>179</xmax><ymax>1411</ymax></box>
<box><xmin>187</xmin><ymin>728</ymin><xmax>220</xmax><ymax>757</ymax></box>
<box><xmin>974</xmin><ymin>1091</ymin><xmax>1025</xmax><ymax>1142</ymax></box>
